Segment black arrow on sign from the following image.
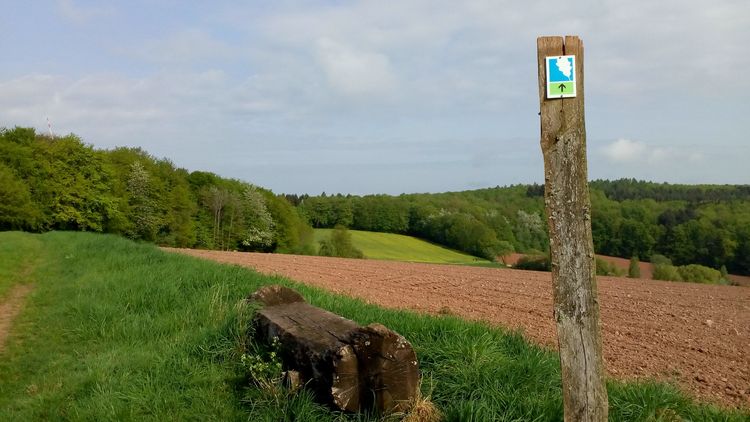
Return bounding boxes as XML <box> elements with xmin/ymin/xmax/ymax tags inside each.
<box><xmin>558</xmin><ymin>83</ymin><xmax>566</xmax><ymax>92</ymax></box>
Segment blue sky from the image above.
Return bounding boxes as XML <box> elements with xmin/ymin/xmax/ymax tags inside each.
<box><xmin>1</xmin><ymin>1</ymin><xmax>748</xmax><ymax>194</ymax></box>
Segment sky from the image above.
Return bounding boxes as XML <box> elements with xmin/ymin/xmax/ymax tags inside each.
<box><xmin>1</xmin><ymin>0</ymin><xmax>748</xmax><ymax>195</ymax></box>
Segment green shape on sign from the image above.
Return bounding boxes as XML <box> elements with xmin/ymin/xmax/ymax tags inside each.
<box><xmin>548</xmin><ymin>82</ymin><xmax>572</xmax><ymax>96</ymax></box>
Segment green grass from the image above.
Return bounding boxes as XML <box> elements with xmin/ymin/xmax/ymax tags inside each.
<box><xmin>0</xmin><ymin>231</ymin><xmax>747</xmax><ymax>421</ymax></box>
<box><xmin>313</xmin><ymin>229</ymin><xmax>493</xmax><ymax>265</ymax></box>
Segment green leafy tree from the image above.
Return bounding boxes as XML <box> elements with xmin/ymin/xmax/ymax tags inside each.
<box><xmin>126</xmin><ymin>161</ymin><xmax>159</xmax><ymax>240</ymax></box>
<box><xmin>37</xmin><ymin>135</ymin><xmax>116</xmax><ymax>232</ymax></box>
<box><xmin>267</xmin><ymin>193</ymin><xmax>314</xmax><ymax>254</ymax></box>
<box><xmin>162</xmin><ymin>181</ymin><xmax>197</xmax><ymax>247</ymax></box>
<box><xmin>617</xmin><ymin>219</ymin><xmax>656</xmax><ymax>259</ymax></box>
<box><xmin>301</xmin><ymin>196</ymin><xmax>333</xmax><ymax>227</ymax></box>
<box><xmin>0</xmin><ymin>164</ymin><xmax>39</xmax><ymax>230</ymax></box>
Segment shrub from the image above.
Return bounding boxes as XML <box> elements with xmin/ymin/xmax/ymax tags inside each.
<box><xmin>677</xmin><ymin>264</ymin><xmax>721</xmax><ymax>284</ymax></box>
<box><xmin>596</xmin><ymin>257</ymin><xmax>625</xmax><ymax>276</ymax></box>
<box><xmin>652</xmin><ymin>264</ymin><xmax>682</xmax><ymax>281</ymax></box>
<box><xmin>514</xmin><ymin>255</ymin><xmax>550</xmax><ymax>271</ymax></box>
<box><xmin>318</xmin><ymin>225</ymin><xmax>364</xmax><ymax>259</ymax></box>
<box><xmin>650</xmin><ymin>254</ymin><xmax>672</xmax><ymax>266</ymax></box>
<box><xmin>628</xmin><ymin>256</ymin><xmax>641</xmax><ymax>278</ymax></box>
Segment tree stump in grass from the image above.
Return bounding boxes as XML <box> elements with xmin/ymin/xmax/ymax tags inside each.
<box><xmin>249</xmin><ymin>285</ymin><xmax>420</xmax><ymax>414</ymax></box>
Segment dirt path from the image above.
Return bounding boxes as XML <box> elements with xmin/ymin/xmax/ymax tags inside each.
<box><xmin>168</xmin><ymin>249</ymin><xmax>750</xmax><ymax>408</ymax></box>
<box><xmin>0</xmin><ymin>284</ymin><xmax>33</xmax><ymax>353</ymax></box>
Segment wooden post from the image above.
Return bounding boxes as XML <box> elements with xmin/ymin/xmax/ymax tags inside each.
<box><xmin>536</xmin><ymin>36</ymin><xmax>609</xmax><ymax>421</ymax></box>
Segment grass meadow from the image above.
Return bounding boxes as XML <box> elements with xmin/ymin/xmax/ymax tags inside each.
<box><xmin>0</xmin><ymin>231</ymin><xmax>746</xmax><ymax>421</ymax></box>
<box><xmin>313</xmin><ymin>229</ymin><xmax>494</xmax><ymax>266</ymax></box>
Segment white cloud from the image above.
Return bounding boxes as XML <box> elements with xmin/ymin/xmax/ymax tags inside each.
<box><xmin>0</xmin><ymin>70</ymin><xmax>290</xmax><ymax>146</ymax></box>
<box><xmin>601</xmin><ymin>139</ymin><xmax>705</xmax><ymax>166</ymax></box>
<box><xmin>688</xmin><ymin>152</ymin><xmax>704</xmax><ymax>162</ymax></box>
<box><xmin>314</xmin><ymin>38</ymin><xmax>397</xmax><ymax>98</ymax></box>
<box><xmin>57</xmin><ymin>0</ymin><xmax>114</xmax><ymax>23</ymax></box>
<box><xmin>601</xmin><ymin>138</ymin><xmax>647</xmax><ymax>162</ymax></box>
<box><xmin>129</xmin><ymin>30</ymin><xmax>233</xmax><ymax>64</ymax></box>
<box><xmin>649</xmin><ymin>147</ymin><xmax>670</xmax><ymax>163</ymax></box>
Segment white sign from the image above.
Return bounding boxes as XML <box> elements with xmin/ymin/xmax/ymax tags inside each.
<box><xmin>545</xmin><ymin>55</ymin><xmax>576</xmax><ymax>99</ymax></box>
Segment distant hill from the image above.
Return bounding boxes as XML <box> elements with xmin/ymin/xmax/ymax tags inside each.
<box><xmin>313</xmin><ymin>229</ymin><xmax>491</xmax><ymax>265</ymax></box>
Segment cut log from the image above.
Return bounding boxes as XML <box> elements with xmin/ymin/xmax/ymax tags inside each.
<box><xmin>249</xmin><ymin>285</ymin><xmax>419</xmax><ymax>414</ymax></box>
<box><xmin>348</xmin><ymin>323</ymin><xmax>419</xmax><ymax>413</ymax></box>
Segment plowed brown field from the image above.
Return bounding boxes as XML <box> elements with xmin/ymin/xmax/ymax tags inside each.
<box><xmin>167</xmin><ymin>249</ymin><xmax>749</xmax><ymax>408</ymax></box>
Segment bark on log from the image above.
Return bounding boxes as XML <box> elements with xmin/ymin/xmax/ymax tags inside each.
<box><xmin>249</xmin><ymin>285</ymin><xmax>419</xmax><ymax>414</ymax></box>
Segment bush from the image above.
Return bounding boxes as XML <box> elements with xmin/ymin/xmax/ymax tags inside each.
<box><xmin>596</xmin><ymin>257</ymin><xmax>625</xmax><ymax>276</ymax></box>
<box><xmin>628</xmin><ymin>256</ymin><xmax>641</xmax><ymax>278</ymax></box>
<box><xmin>677</xmin><ymin>264</ymin><xmax>721</xmax><ymax>284</ymax></box>
<box><xmin>650</xmin><ymin>254</ymin><xmax>672</xmax><ymax>266</ymax></box>
<box><xmin>652</xmin><ymin>264</ymin><xmax>682</xmax><ymax>281</ymax></box>
<box><xmin>653</xmin><ymin>262</ymin><xmax>724</xmax><ymax>284</ymax></box>
<box><xmin>318</xmin><ymin>225</ymin><xmax>364</xmax><ymax>259</ymax></box>
<box><xmin>514</xmin><ymin>255</ymin><xmax>550</xmax><ymax>271</ymax></box>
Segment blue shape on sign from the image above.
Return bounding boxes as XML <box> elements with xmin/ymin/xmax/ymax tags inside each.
<box><xmin>547</xmin><ymin>57</ymin><xmax>574</xmax><ymax>82</ymax></box>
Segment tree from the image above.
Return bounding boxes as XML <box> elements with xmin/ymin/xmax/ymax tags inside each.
<box><xmin>301</xmin><ymin>196</ymin><xmax>333</xmax><ymax>227</ymax></box>
<box><xmin>0</xmin><ymin>164</ymin><xmax>39</xmax><ymax>230</ymax></box>
<box><xmin>37</xmin><ymin>135</ymin><xmax>116</xmax><ymax>232</ymax></box>
<box><xmin>222</xmin><ymin>191</ymin><xmax>244</xmax><ymax>250</ymax></box>
<box><xmin>267</xmin><ymin>193</ymin><xmax>314</xmax><ymax>254</ymax></box>
<box><xmin>628</xmin><ymin>256</ymin><xmax>641</xmax><ymax>278</ymax></box>
<box><xmin>162</xmin><ymin>181</ymin><xmax>197</xmax><ymax>247</ymax></box>
<box><xmin>202</xmin><ymin>186</ymin><xmax>230</xmax><ymax>248</ymax></box>
<box><xmin>513</xmin><ymin>210</ymin><xmax>548</xmax><ymax>252</ymax></box>
<box><xmin>126</xmin><ymin>161</ymin><xmax>159</xmax><ymax>241</ymax></box>
<box><xmin>241</xmin><ymin>186</ymin><xmax>274</xmax><ymax>251</ymax></box>
<box><xmin>617</xmin><ymin>219</ymin><xmax>656</xmax><ymax>259</ymax></box>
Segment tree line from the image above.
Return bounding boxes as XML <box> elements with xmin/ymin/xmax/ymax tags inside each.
<box><xmin>295</xmin><ymin>183</ymin><xmax>750</xmax><ymax>275</ymax></box>
<box><xmin>3</xmin><ymin>125</ymin><xmax>748</xmax><ymax>275</ymax></box>
<box><xmin>0</xmin><ymin>127</ymin><xmax>314</xmax><ymax>253</ymax></box>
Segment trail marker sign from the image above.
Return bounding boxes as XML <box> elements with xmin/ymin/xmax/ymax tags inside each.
<box><xmin>545</xmin><ymin>55</ymin><xmax>576</xmax><ymax>98</ymax></box>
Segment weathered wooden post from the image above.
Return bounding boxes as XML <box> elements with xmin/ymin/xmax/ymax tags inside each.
<box><xmin>536</xmin><ymin>36</ymin><xmax>609</xmax><ymax>421</ymax></box>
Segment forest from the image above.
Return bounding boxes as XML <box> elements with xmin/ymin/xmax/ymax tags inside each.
<box><xmin>0</xmin><ymin>127</ymin><xmax>314</xmax><ymax>254</ymax></box>
<box><xmin>293</xmin><ymin>181</ymin><xmax>750</xmax><ymax>275</ymax></box>
<box><xmin>2</xmin><ymin>126</ymin><xmax>749</xmax><ymax>275</ymax></box>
